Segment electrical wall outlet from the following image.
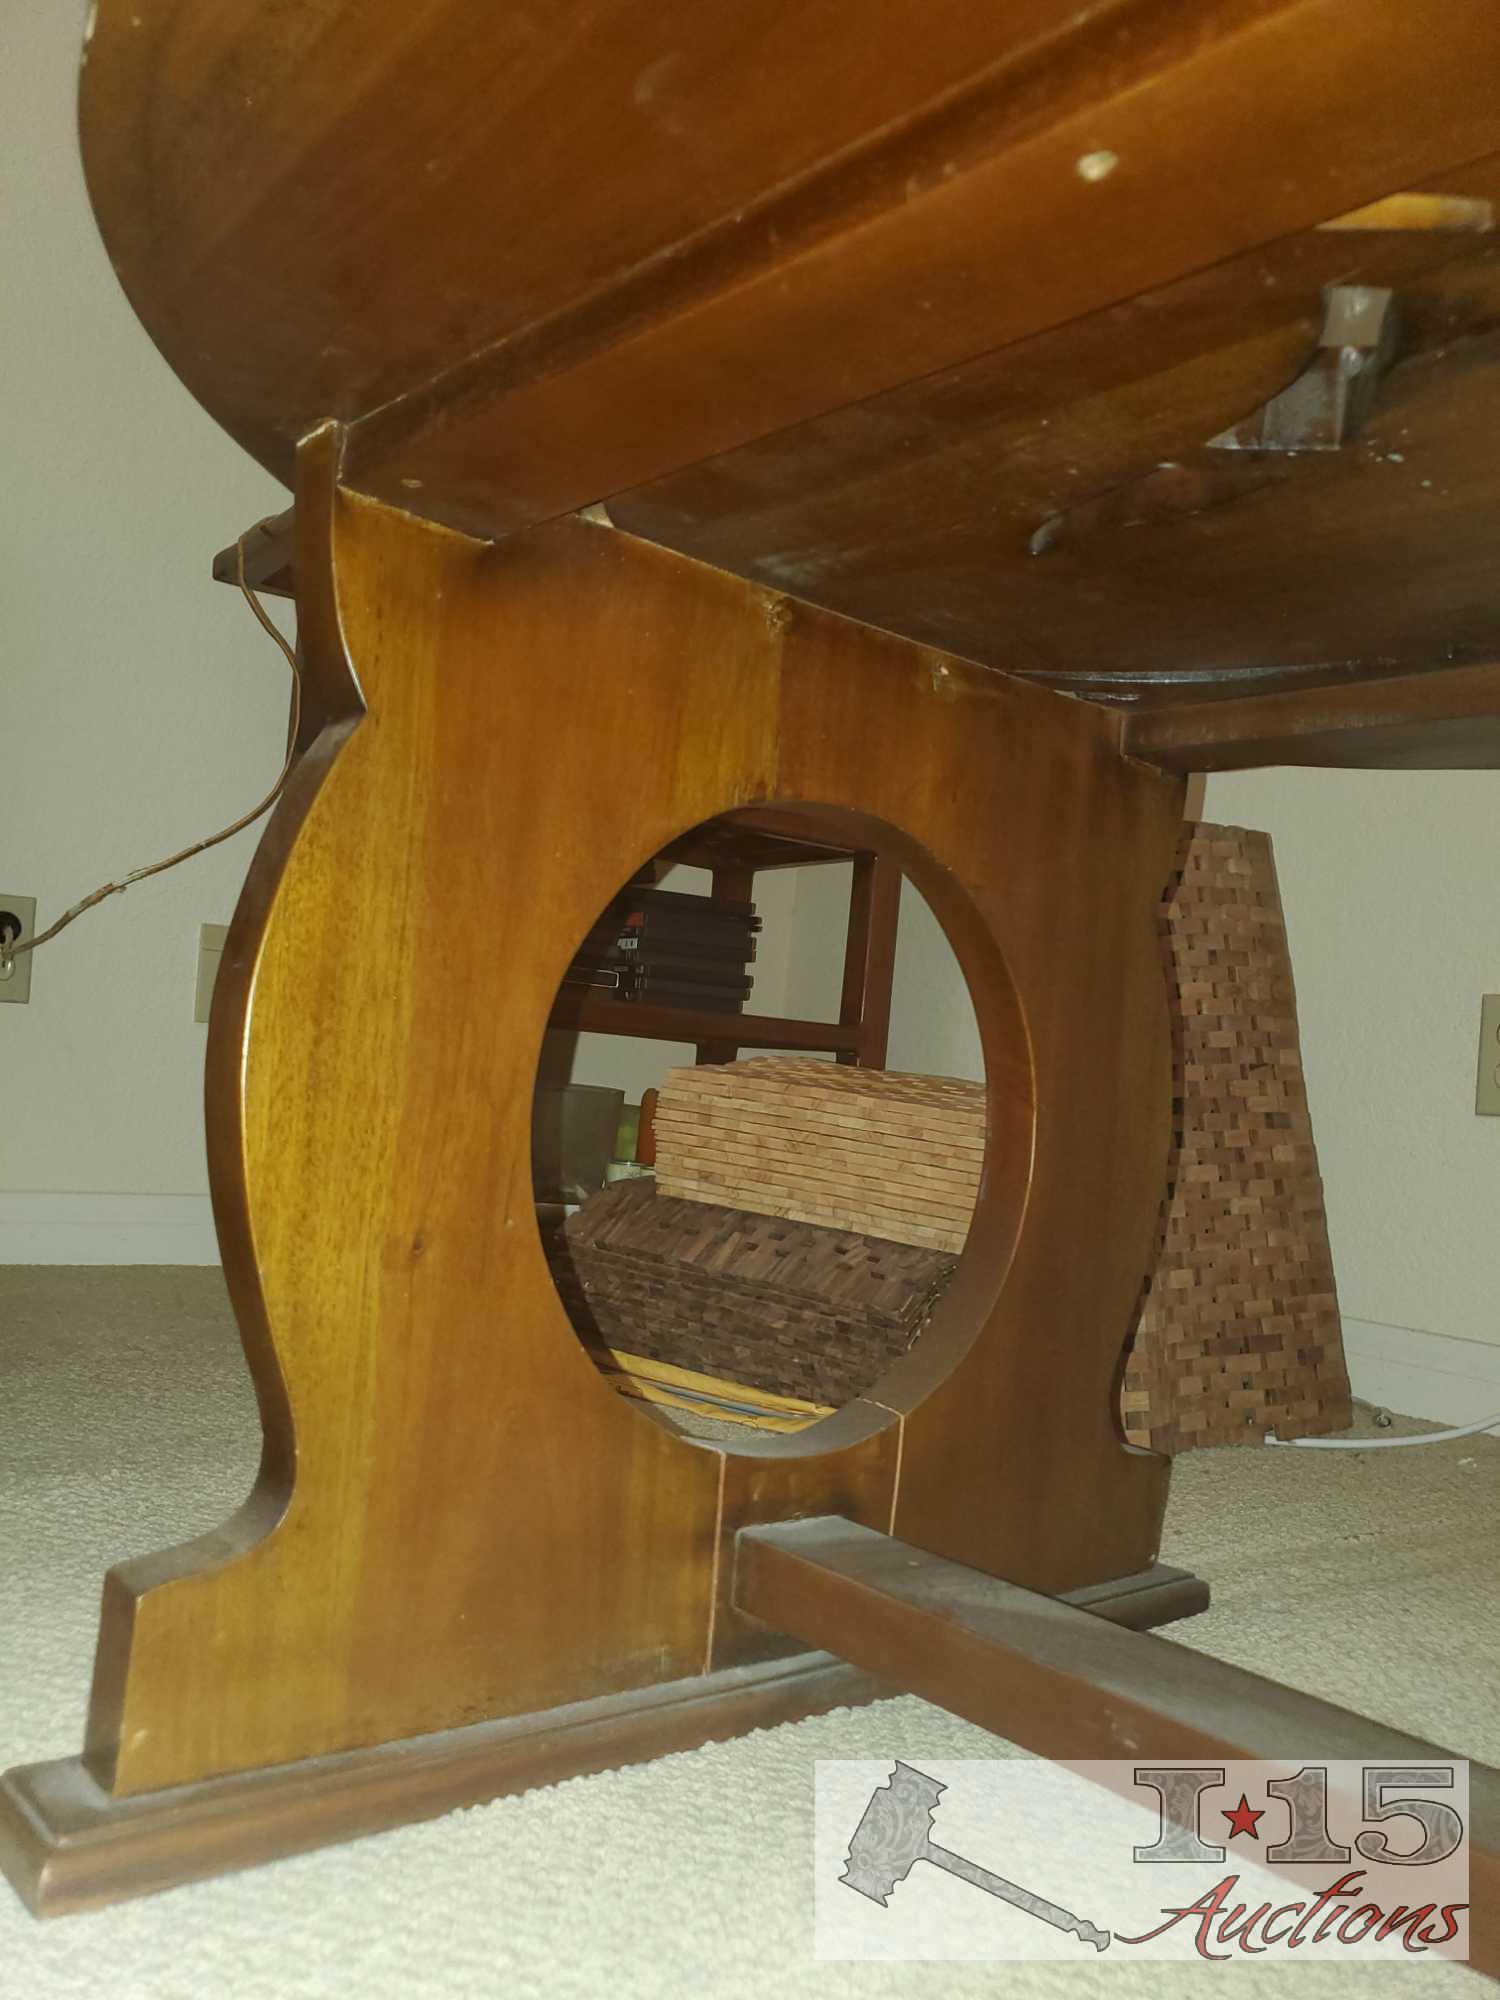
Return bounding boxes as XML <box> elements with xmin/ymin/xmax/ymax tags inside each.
<box><xmin>195</xmin><ymin>923</ymin><xmax>230</xmax><ymax>1023</ymax></box>
<box><xmin>0</xmin><ymin>893</ymin><xmax>37</xmax><ymax>1006</ymax></box>
<box><xmin>1479</xmin><ymin>995</ymin><xmax>1500</xmax><ymax>1116</ymax></box>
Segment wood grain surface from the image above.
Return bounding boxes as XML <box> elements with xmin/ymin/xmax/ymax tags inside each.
<box><xmin>82</xmin><ymin>4</ymin><xmax>1500</xmax><ymax>734</ymax></box>
<box><xmin>736</xmin><ymin>1517</ymin><xmax>1499</xmax><ymax>1979</ymax></box>
<box><xmin>655</xmin><ymin>1059</ymin><xmax>985</xmax><ymax>1251</ymax></box>
<box><xmin>4</xmin><ymin>1653</ymin><xmax>886</xmax><ymax>1916</ymax></box>
<box><xmin>0</xmin><ymin>1561</ymin><xmax>1203</xmax><ymax>1916</ymax></box>
<box><xmin>70</xmin><ymin>429</ymin><xmax>1184</xmax><ymax>1797</ymax></box>
<box><xmin>615</xmin><ymin>165</ymin><xmax>1500</xmax><ymax>715</ymax></box>
<box><xmin>1127</xmin><ymin>659</ymin><xmax>1500</xmax><ymax>771</ymax></box>
<box><xmin>47</xmin><ymin>0</ymin><xmax>1500</xmax><ymax>1911</ymax></box>
<box><xmin>548</xmin><ymin>1178</ymin><xmax>957</xmax><ymax>1409</ymax></box>
<box><xmin>80</xmin><ymin>1</ymin><xmax>1500</xmax><ymax>515</ymax></box>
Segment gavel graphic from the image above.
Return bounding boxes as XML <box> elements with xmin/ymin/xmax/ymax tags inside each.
<box><xmin>841</xmin><ymin>1761</ymin><xmax>1111</xmax><ymax>1951</ymax></box>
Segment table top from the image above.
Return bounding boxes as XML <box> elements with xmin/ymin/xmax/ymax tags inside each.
<box><xmin>82</xmin><ymin>2</ymin><xmax>1500</xmax><ymax>765</ymax></box>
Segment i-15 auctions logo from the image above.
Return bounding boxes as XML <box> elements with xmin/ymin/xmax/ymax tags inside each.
<box><xmin>814</xmin><ymin>1758</ymin><xmax>1470</xmax><ymax>1963</ymax></box>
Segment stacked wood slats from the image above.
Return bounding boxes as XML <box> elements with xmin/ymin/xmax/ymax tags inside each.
<box><xmin>551</xmin><ymin>824</ymin><xmax>1349</xmax><ymax>1451</ymax></box>
<box><xmin>546</xmin><ymin>1179</ymin><xmax>956</xmax><ymax>1407</ymax></box>
<box><xmin>1121</xmin><ymin>822</ymin><xmax>1351</xmax><ymax>1451</ymax></box>
<box><xmin>653</xmin><ymin>1058</ymin><xmax>984</xmax><ymax>1251</ymax></box>
<box><xmin>593</xmin><ymin>1348</ymin><xmax>836</xmax><ymax>1434</ymax></box>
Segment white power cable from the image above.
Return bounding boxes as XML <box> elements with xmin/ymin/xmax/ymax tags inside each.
<box><xmin>1266</xmin><ymin>1412</ymin><xmax>1500</xmax><ymax>1449</ymax></box>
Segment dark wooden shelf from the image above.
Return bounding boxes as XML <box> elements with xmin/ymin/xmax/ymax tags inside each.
<box><xmin>547</xmin><ymin>806</ymin><xmax>900</xmax><ymax>1068</ymax></box>
<box><xmin>213</xmin><ymin>509</ymin><xmax>294</xmax><ymax>598</ymax></box>
<box><xmin>659</xmin><ymin>807</ymin><xmax>866</xmax><ymax>872</ymax></box>
<box><xmin>549</xmin><ymin>992</ymin><xmax>861</xmax><ymax>1055</ymax></box>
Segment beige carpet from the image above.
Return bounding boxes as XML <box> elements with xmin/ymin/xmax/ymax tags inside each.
<box><xmin>1</xmin><ymin>1266</ymin><xmax>1496</xmax><ymax>1997</ymax></box>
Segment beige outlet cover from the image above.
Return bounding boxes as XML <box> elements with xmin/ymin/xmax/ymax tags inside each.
<box><xmin>0</xmin><ymin>892</ymin><xmax>37</xmax><ymax>1006</ymax></box>
<box><xmin>1479</xmin><ymin>995</ymin><xmax>1500</xmax><ymax>1116</ymax></box>
<box><xmin>195</xmin><ymin>923</ymin><xmax>230</xmax><ymax>1024</ymax></box>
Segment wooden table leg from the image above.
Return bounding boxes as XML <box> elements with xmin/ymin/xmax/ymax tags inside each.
<box><xmin>735</xmin><ymin>1516</ymin><xmax>1498</xmax><ymax>1977</ymax></box>
<box><xmin>837</xmin><ymin>851</ymin><xmax>901</xmax><ymax>1067</ymax></box>
<box><xmin>1</xmin><ymin>427</ymin><xmax>1192</xmax><ymax>1913</ymax></box>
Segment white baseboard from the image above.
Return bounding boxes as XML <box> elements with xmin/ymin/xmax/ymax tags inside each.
<box><xmin>1342</xmin><ymin>1315</ymin><xmax>1500</xmax><ymax>1426</ymax></box>
<box><xmin>0</xmin><ymin>1192</ymin><xmax>220</xmax><ymax>1266</ymax></box>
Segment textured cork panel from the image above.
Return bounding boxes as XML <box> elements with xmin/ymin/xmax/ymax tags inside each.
<box><xmin>1121</xmin><ymin>822</ymin><xmax>1352</xmax><ymax>1452</ymax></box>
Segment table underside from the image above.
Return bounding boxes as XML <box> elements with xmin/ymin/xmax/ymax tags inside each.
<box><xmin>85</xmin><ymin>0</ymin><xmax>1500</xmax><ymax>768</ymax></box>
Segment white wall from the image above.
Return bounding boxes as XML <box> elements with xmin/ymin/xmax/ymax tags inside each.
<box><xmin>779</xmin><ymin>866</ymin><xmax>982</xmax><ymax>1081</ymax></box>
<box><xmin>1204</xmin><ymin>768</ymin><xmax>1500</xmax><ymax>1420</ymax></box>
<box><xmin>2</xmin><ymin>12</ymin><xmax>807</xmax><ymax>1264</ymax></box>
<box><xmin>2</xmin><ymin>5</ymin><xmax>290</xmax><ymax>1260</ymax></box>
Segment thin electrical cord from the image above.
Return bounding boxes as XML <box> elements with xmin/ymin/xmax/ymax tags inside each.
<box><xmin>1266</xmin><ymin>1412</ymin><xmax>1500</xmax><ymax>1449</ymax></box>
<box><xmin>0</xmin><ymin>530</ymin><xmax>302</xmax><ymax>971</ymax></box>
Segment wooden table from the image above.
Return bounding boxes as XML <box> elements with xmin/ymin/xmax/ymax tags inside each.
<box><xmin>4</xmin><ymin>1</ymin><xmax>1495</xmax><ymax>1959</ymax></box>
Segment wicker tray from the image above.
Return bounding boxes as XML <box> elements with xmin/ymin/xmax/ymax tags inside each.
<box><xmin>546</xmin><ymin>1179</ymin><xmax>956</xmax><ymax>1409</ymax></box>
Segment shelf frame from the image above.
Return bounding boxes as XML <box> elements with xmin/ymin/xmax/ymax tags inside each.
<box><xmin>552</xmin><ymin>807</ymin><xmax>901</xmax><ymax>1068</ymax></box>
